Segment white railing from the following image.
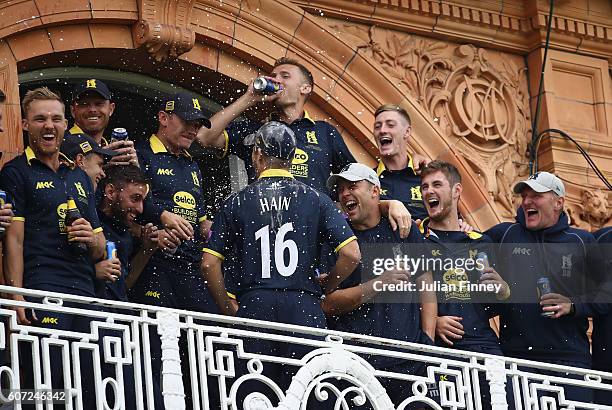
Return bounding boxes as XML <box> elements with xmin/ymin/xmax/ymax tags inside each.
<box><xmin>0</xmin><ymin>285</ymin><xmax>610</xmax><ymax>409</ymax></box>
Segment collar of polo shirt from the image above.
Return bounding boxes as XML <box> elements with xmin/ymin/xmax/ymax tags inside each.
<box><xmin>69</xmin><ymin>124</ymin><xmax>109</xmax><ymax>146</ymax></box>
<box><xmin>25</xmin><ymin>146</ymin><xmax>75</xmax><ymax>169</ymax></box>
<box><xmin>267</xmin><ymin>110</ymin><xmax>315</xmax><ymax>126</ymax></box>
<box><xmin>419</xmin><ymin>217</ymin><xmax>482</xmax><ymax>240</ymax></box>
<box><xmin>376</xmin><ymin>152</ymin><xmax>415</xmax><ymax>176</ymax></box>
<box><xmin>258</xmin><ymin>169</ymin><xmax>294</xmax><ymax>179</ymax></box>
<box><xmin>149</xmin><ymin>134</ymin><xmax>192</xmax><ymax>159</ymax></box>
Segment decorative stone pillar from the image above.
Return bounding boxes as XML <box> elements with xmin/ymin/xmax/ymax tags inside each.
<box><xmin>0</xmin><ymin>40</ymin><xmax>23</xmax><ymax>166</ymax></box>
<box><xmin>157</xmin><ymin>311</ymin><xmax>185</xmax><ymax>409</ymax></box>
<box><xmin>485</xmin><ymin>357</ymin><xmax>508</xmax><ymax>410</ymax></box>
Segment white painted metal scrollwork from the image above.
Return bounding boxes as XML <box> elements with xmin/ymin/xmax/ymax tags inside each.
<box><xmin>0</xmin><ymin>286</ymin><xmax>609</xmax><ymax>410</ymax></box>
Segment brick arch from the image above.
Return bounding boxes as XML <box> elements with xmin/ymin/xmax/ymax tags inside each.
<box><xmin>0</xmin><ymin>0</ymin><xmax>500</xmax><ymax>228</ymax></box>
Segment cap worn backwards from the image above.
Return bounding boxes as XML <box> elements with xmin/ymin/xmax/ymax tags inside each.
<box><xmin>61</xmin><ymin>132</ymin><xmax>118</xmax><ymax>163</ymax></box>
<box><xmin>326</xmin><ymin>163</ymin><xmax>381</xmax><ymax>191</ymax></box>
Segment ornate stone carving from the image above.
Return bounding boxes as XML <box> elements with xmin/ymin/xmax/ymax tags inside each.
<box><xmin>331</xmin><ymin>24</ymin><xmax>531</xmax><ymax>218</ymax></box>
<box><xmin>132</xmin><ymin>0</ymin><xmax>196</xmax><ymax>62</ymax></box>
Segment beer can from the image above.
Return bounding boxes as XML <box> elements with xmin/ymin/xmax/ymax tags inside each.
<box><xmin>0</xmin><ymin>190</ymin><xmax>6</xmax><ymax>239</ymax></box>
<box><xmin>110</xmin><ymin>127</ymin><xmax>129</xmax><ymax>141</ymax></box>
<box><xmin>475</xmin><ymin>251</ymin><xmax>489</xmax><ymax>277</ymax></box>
<box><xmin>253</xmin><ymin>77</ymin><xmax>283</xmax><ymax>95</ymax></box>
<box><xmin>536</xmin><ymin>277</ymin><xmax>554</xmax><ymax>317</ymax></box>
<box><xmin>106</xmin><ymin>241</ymin><xmax>117</xmax><ymax>260</ymax></box>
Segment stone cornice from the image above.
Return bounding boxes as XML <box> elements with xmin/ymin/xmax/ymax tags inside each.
<box><xmin>292</xmin><ymin>0</ymin><xmax>611</xmax><ymax>63</ymax></box>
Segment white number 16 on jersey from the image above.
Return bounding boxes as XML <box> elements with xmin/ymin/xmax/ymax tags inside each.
<box><xmin>254</xmin><ymin>223</ymin><xmax>298</xmax><ymax>278</ymax></box>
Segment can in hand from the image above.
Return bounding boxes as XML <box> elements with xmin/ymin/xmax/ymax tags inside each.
<box><xmin>106</xmin><ymin>241</ymin><xmax>117</xmax><ymax>260</ymax></box>
<box><xmin>536</xmin><ymin>277</ymin><xmax>555</xmax><ymax>317</ymax></box>
<box><xmin>253</xmin><ymin>77</ymin><xmax>283</xmax><ymax>95</ymax></box>
<box><xmin>475</xmin><ymin>251</ymin><xmax>489</xmax><ymax>277</ymax></box>
<box><xmin>110</xmin><ymin>127</ymin><xmax>129</xmax><ymax>142</ymax></box>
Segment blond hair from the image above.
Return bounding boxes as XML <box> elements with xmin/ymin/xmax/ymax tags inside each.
<box><xmin>21</xmin><ymin>87</ymin><xmax>64</xmax><ymax>117</ymax></box>
<box><xmin>374</xmin><ymin>104</ymin><xmax>411</xmax><ymax>126</ymax></box>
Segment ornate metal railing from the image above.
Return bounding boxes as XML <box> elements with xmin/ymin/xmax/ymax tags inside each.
<box><xmin>0</xmin><ymin>285</ymin><xmax>610</xmax><ymax>409</ymax></box>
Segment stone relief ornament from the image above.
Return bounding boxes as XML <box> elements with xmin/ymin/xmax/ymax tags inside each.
<box><xmin>331</xmin><ymin>24</ymin><xmax>532</xmax><ymax>219</ymax></box>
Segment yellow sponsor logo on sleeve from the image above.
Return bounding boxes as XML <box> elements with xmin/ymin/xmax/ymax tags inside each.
<box><xmin>173</xmin><ymin>191</ymin><xmax>196</xmax><ymax>209</ymax></box>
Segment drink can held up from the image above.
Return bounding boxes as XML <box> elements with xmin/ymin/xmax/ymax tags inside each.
<box><xmin>253</xmin><ymin>77</ymin><xmax>283</xmax><ymax>95</ymax></box>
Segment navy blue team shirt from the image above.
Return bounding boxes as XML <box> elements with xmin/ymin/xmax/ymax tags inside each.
<box><xmin>137</xmin><ymin>134</ymin><xmax>208</xmax><ymax>276</ymax></box>
<box><xmin>0</xmin><ymin>147</ymin><xmax>102</xmax><ymax>296</ymax></box>
<box><xmin>330</xmin><ymin>216</ymin><xmax>431</xmax><ymax>357</ymax></box>
<box><xmin>420</xmin><ymin>220</ymin><xmax>501</xmax><ymax>354</ymax></box>
<box><xmin>204</xmin><ymin>169</ymin><xmax>356</xmax><ymax>298</ymax></box>
<box><xmin>375</xmin><ymin>155</ymin><xmax>427</xmax><ymax>220</ymax></box>
<box><xmin>222</xmin><ymin>113</ymin><xmax>355</xmax><ymax>194</ymax></box>
<box><xmin>98</xmin><ymin>213</ymin><xmax>132</xmax><ymax>301</ymax></box>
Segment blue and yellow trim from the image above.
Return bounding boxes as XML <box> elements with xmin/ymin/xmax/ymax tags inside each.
<box><xmin>203</xmin><ymin>248</ymin><xmax>225</xmax><ymax>261</ymax></box>
<box><xmin>92</xmin><ymin>227</ymin><xmax>104</xmax><ymax>234</ymax></box>
<box><xmin>259</xmin><ymin>169</ymin><xmax>294</xmax><ymax>179</ymax></box>
<box><xmin>375</xmin><ymin>152</ymin><xmax>414</xmax><ymax>176</ymax></box>
<box><xmin>150</xmin><ymin>134</ymin><xmax>192</xmax><ymax>159</ymax></box>
<box><xmin>334</xmin><ymin>235</ymin><xmax>357</xmax><ymax>253</ymax></box>
<box><xmin>12</xmin><ymin>217</ymin><xmax>25</xmax><ymax>222</ymax></box>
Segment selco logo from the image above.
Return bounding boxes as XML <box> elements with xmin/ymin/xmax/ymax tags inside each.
<box><xmin>173</xmin><ymin>191</ymin><xmax>196</xmax><ymax>209</ymax></box>
<box><xmin>56</xmin><ymin>203</ymin><xmax>67</xmax><ymax>219</ymax></box>
<box><xmin>292</xmin><ymin>148</ymin><xmax>309</xmax><ymax>165</ymax></box>
<box><xmin>41</xmin><ymin>317</ymin><xmax>58</xmax><ymax>325</ymax></box>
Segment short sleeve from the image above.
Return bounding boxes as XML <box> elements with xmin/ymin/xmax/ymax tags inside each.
<box><xmin>0</xmin><ymin>164</ymin><xmax>26</xmax><ymax>220</ymax></box>
<box><xmin>203</xmin><ymin>200</ymin><xmax>236</xmax><ymax>260</ymax></box>
<box><xmin>80</xmin><ymin>171</ymin><xmax>102</xmax><ymax>232</ymax></box>
<box><xmin>318</xmin><ymin>194</ymin><xmax>356</xmax><ymax>253</ymax></box>
<box><xmin>224</xmin><ymin>118</ymin><xmax>261</xmax><ymax>161</ymax></box>
<box><xmin>329</xmin><ymin>124</ymin><xmax>356</xmax><ymax>174</ymax></box>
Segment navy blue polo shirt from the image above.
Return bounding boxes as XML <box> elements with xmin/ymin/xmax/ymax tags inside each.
<box><xmin>0</xmin><ymin>147</ymin><xmax>102</xmax><ymax>296</ymax></box>
<box><xmin>137</xmin><ymin>134</ymin><xmax>208</xmax><ymax>276</ymax></box>
<box><xmin>69</xmin><ymin>124</ymin><xmax>109</xmax><ymax>146</ymax></box>
<box><xmin>98</xmin><ymin>213</ymin><xmax>132</xmax><ymax>301</ymax></box>
<box><xmin>329</xmin><ymin>216</ymin><xmax>431</xmax><ymax>367</ymax></box>
<box><xmin>375</xmin><ymin>156</ymin><xmax>427</xmax><ymax>220</ymax></box>
<box><xmin>420</xmin><ymin>221</ymin><xmax>501</xmax><ymax>353</ymax></box>
<box><xmin>204</xmin><ymin>169</ymin><xmax>356</xmax><ymax>298</ymax></box>
<box><xmin>330</xmin><ymin>217</ymin><xmax>427</xmax><ymax>341</ymax></box>
<box><xmin>222</xmin><ymin>112</ymin><xmax>355</xmax><ymax>194</ymax></box>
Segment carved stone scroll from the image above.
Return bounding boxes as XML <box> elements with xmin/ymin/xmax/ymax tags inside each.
<box><xmin>132</xmin><ymin>0</ymin><xmax>196</xmax><ymax>62</ymax></box>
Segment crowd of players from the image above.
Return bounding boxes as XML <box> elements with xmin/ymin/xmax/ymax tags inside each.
<box><xmin>0</xmin><ymin>56</ymin><xmax>609</xmax><ymax>408</ymax></box>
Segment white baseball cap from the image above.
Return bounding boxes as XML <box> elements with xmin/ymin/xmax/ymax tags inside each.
<box><xmin>327</xmin><ymin>163</ymin><xmax>381</xmax><ymax>191</ymax></box>
<box><xmin>513</xmin><ymin>171</ymin><xmax>565</xmax><ymax>197</ymax></box>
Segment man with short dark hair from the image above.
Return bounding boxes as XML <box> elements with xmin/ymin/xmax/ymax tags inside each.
<box><xmin>197</xmin><ymin>57</ymin><xmax>355</xmax><ymax>194</ymax></box>
<box><xmin>420</xmin><ymin>160</ymin><xmax>508</xmax><ymax>407</ymax></box>
<box><xmin>69</xmin><ymin>78</ymin><xmax>138</xmax><ymax>166</ymax></box>
<box><xmin>96</xmin><ymin>165</ymin><xmax>161</xmax><ymax>302</ymax></box>
<box><xmin>373</xmin><ymin>104</ymin><xmax>428</xmax><ymax>220</ymax></box>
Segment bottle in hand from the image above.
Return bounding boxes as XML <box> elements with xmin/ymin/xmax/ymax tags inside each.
<box><xmin>65</xmin><ymin>197</ymin><xmax>88</xmax><ymax>254</ymax></box>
